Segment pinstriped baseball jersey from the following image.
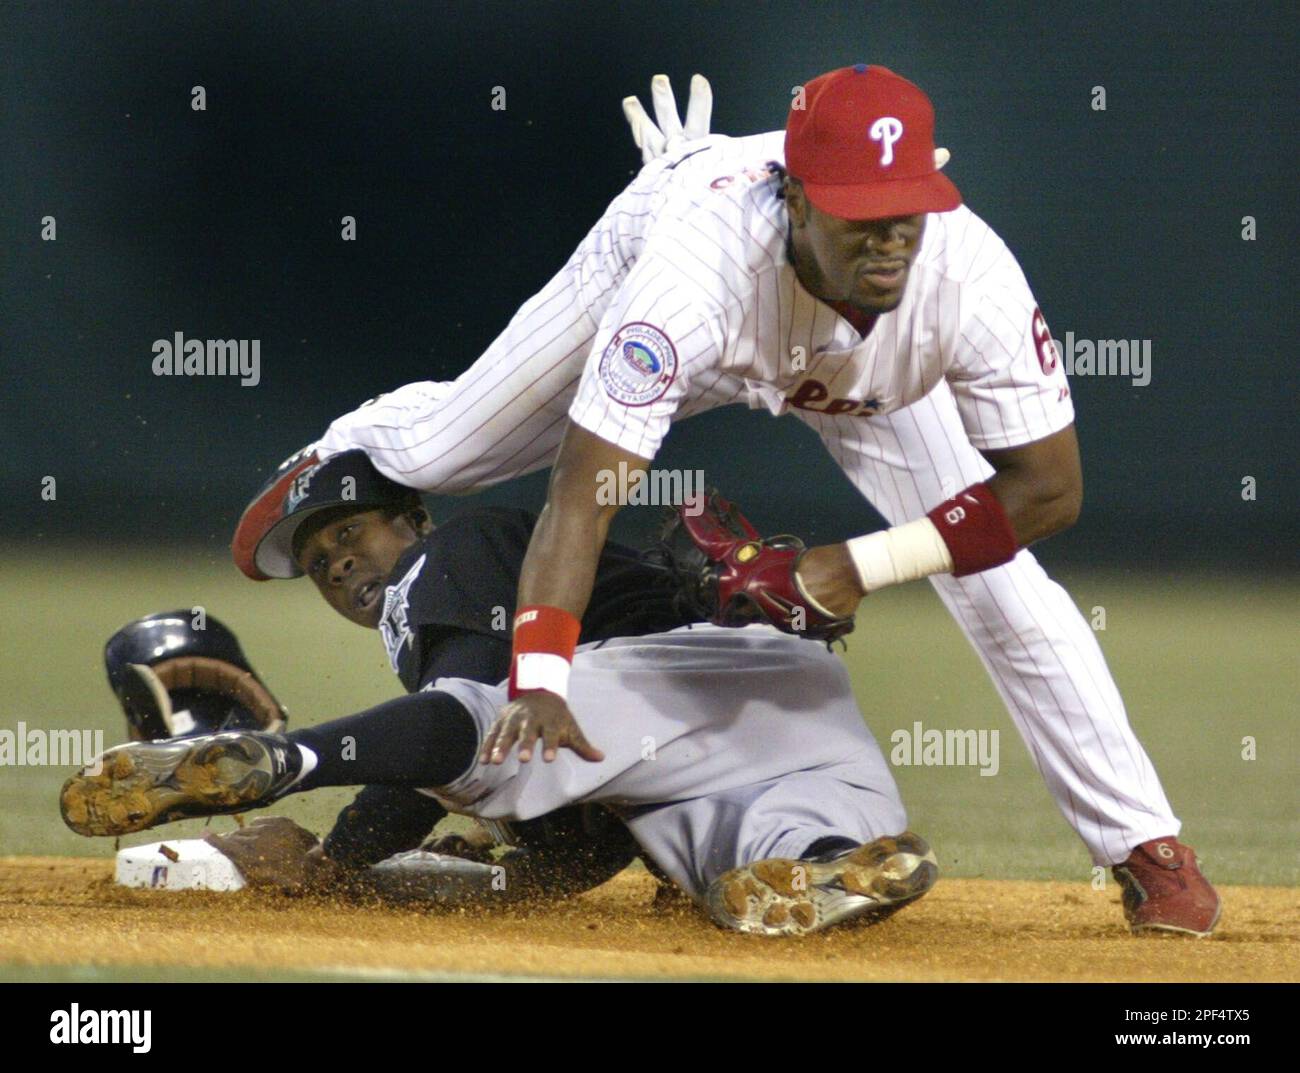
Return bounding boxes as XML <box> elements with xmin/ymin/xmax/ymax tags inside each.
<box><xmin>313</xmin><ymin>130</ymin><xmax>1180</xmax><ymax>868</ymax></box>
<box><xmin>568</xmin><ymin>131</ymin><xmax>1074</xmax><ymax>461</ymax></box>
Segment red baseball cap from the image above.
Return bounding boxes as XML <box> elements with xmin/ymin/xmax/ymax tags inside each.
<box><xmin>785</xmin><ymin>64</ymin><xmax>961</xmax><ymax>220</ymax></box>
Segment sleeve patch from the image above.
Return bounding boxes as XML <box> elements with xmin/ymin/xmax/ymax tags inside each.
<box><xmin>597</xmin><ymin>322</ymin><xmax>679</xmax><ymax>406</ymax></box>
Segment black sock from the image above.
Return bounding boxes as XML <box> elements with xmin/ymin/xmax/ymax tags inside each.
<box><xmin>287</xmin><ymin>690</ymin><xmax>478</xmax><ymax>791</ymax></box>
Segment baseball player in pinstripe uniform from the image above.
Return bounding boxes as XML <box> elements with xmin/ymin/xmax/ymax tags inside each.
<box><xmin>233</xmin><ymin>67</ymin><xmax>1219</xmax><ymax>936</ymax></box>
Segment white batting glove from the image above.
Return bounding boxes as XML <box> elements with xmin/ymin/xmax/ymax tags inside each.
<box><xmin>622</xmin><ymin>73</ymin><xmax>952</xmax><ymax>172</ymax></box>
<box><xmin>623</xmin><ymin>73</ymin><xmax>713</xmax><ymax>164</ymax></box>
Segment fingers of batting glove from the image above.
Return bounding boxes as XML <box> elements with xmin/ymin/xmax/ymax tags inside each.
<box><xmin>622</xmin><ymin>95</ymin><xmax>664</xmax><ymax>164</ymax></box>
<box><xmin>682</xmin><ymin>73</ymin><xmax>712</xmax><ymax>141</ymax></box>
<box><xmin>934</xmin><ymin>147</ymin><xmax>950</xmax><ymax>169</ymax></box>
<box><xmin>650</xmin><ymin>73</ymin><xmax>684</xmax><ymax>145</ymax></box>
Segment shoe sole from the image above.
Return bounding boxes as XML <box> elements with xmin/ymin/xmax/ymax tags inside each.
<box><xmin>1129</xmin><ymin>897</ymin><xmax>1222</xmax><ymax>938</ymax></box>
<box><xmin>60</xmin><ymin>737</ymin><xmax>275</xmax><ymax>837</ymax></box>
<box><xmin>1130</xmin><ymin>922</ymin><xmax>1217</xmax><ymax>938</ymax></box>
<box><xmin>706</xmin><ymin>831</ymin><xmax>939</xmax><ymax>937</ymax></box>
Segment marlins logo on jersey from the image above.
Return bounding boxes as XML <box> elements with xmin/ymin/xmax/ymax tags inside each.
<box><xmin>379</xmin><ymin>554</ymin><xmax>426</xmax><ymax>672</ymax></box>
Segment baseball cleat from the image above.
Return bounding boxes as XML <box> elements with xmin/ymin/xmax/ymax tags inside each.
<box><xmin>1113</xmin><ymin>837</ymin><xmax>1221</xmax><ymax>937</ymax></box>
<box><xmin>706</xmin><ymin>831</ymin><xmax>938</xmax><ymax>937</ymax></box>
<box><xmin>60</xmin><ymin>731</ymin><xmax>303</xmax><ymax>837</ymax></box>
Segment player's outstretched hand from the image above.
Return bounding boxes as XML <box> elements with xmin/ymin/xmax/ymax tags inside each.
<box><xmin>623</xmin><ymin>73</ymin><xmax>713</xmax><ymax>164</ymax></box>
<box><xmin>481</xmin><ymin>691</ymin><xmax>606</xmax><ymax>765</ymax></box>
<box><xmin>203</xmin><ymin>817</ymin><xmax>329</xmax><ymax>892</ymax></box>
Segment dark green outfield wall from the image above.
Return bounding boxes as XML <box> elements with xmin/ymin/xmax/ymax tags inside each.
<box><xmin>3</xmin><ymin>2</ymin><xmax>1294</xmax><ymax>566</ymax></box>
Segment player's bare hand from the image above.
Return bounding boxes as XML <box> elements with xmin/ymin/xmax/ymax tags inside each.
<box><xmin>481</xmin><ymin>691</ymin><xmax>605</xmax><ymax>765</ymax></box>
<box><xmin>202</xmin><ymin>816</ymin><xmax>325</xmax><ymax>891</ymax></box>
<box><xmin>795</xmin><ymin>543</ymin><xmax>866</xmax><ymax>619</ymax></box>
<box><xmin>623</xmin><ymin>73</ymin><xmax>713</xmax><ymax>164</ymax></box>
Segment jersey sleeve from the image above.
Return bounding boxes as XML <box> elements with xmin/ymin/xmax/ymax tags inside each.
<box><xmin>417</xmin><ymin>629</ymin><xmax>512</xmax><ymax>690</ymax></box>
<box><xmin>567</xmin><ymin>241</ymin><xmax>727</xmax><ymax>459</ymax></box>
<box><xmin>945</xmin><ymin>249</ymin><xmax>1075</xmax><ymax>451</ymax></box>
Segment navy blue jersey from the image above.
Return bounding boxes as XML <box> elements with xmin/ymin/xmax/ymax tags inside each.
<box><xmin>376</xmin><ymin>506</ymin><xmax>693</xmax><ymax>693</ymax></box>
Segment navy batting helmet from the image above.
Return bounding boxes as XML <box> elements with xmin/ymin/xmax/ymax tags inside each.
<box><xmin>105</xmin><ymin>610</ymin><xmax>287</xmax><ymax>740</ymax></box>
<box><xmin>232</xmin><ymin>448</ymin><xmax>420</xmax><ymax>581</ymax></box>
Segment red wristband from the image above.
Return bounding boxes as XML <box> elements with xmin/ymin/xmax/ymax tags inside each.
<box><xmin>508</xmin><ymin>605</ymin><xmax>581</xmax><ymax>699</ymax></box>
<box><xmin>926</xmin><ymin>482</ymin><xmax>1019</xmax><ymax>577</ymax></box>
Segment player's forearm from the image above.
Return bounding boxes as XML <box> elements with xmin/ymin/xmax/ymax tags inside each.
<box><xmin>831</xmin><ymin>481</ymin><xmax>1034</xmax><ymax>599</ymax></box>
<box><xmin>840</xmin><ymin>469</ymin><xmax>1079</xmax><ymax>586</ymax></box>
<box><xmin>509</xmin><ymin>421</ymin><xmax>649</xmax><ymax>700</ymax></box>
<box><xmin>805</xmin><ymin>425</ymin><xmax>1085</xmax><ymax>606</ymax></box>
<box><xmin>802</xmin><ymin>476</ymin><xmax>1080</xmax><ymax>614</ymax></box>
<box><xmin>516</xmin><ymin>494</ymin><xmax>616</xmax><ymax>619</ymax></box>
<box><xmin>516</xmin><ymin>421</ymin><xmax>646</xmax><ymax>616</ymax></box>
<box><xmin>981</xmin><ymin>423</ymin><xmax>1083</xmax><ymax>545</ymax></box>
<box><xmin>984</xmin><ymin>467</ymin><xmax>1082</xmax><ymax>545</ymax></box>
<box><xmin>801</xmin><ymin>482</ymin><xmax>1020</xmax><ymax>611</ymax></box>
<box><xmin>506</xmin><ymin>494</ymin><xmax>616</xmax><ymax>699</ymax></box>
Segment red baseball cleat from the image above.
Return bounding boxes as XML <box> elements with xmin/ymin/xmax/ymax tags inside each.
<box><xmin>1113</xmin><ymin>837</ymin><xmax>1222</xmax><ymax>937</ymax></box>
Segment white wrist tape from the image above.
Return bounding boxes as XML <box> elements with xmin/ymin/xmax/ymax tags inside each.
<box><xmin>846</xmin><ymin>517</ymin><xmax>954</xmax><ymax>594</ymax></box>
<box><xmin>513</xmin><ymin>652</ymin><xmax>572</xmax><ymax>699</ymax></box>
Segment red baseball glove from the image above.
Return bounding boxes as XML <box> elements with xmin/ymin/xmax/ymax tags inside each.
<box><xmin>654</xmin><ymin>490</ymin><xmax>854</xmax><ymax>644</ymax></box>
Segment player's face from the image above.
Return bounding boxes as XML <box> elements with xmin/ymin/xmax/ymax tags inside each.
<box><xmin>786</xmin><ymin>181</ymin><xmax>926</xmax><ymax>312</ymax></box>
<box><xmin>295</xmin><ymin>508</ymin><xmax>428</xmax><ymax>628</ymax></box>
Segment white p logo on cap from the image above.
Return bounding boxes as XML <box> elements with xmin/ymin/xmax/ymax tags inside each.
<box><xmin>869</xmin><ymin>116</ymin><xmax>903</xmax><ymax>166</ymax></box>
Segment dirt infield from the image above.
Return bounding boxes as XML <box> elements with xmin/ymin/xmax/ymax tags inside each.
<box><xmin>0</xmin><ymin>858</ymin><xmax>1295</xmax><ymax>981</ymax></box>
